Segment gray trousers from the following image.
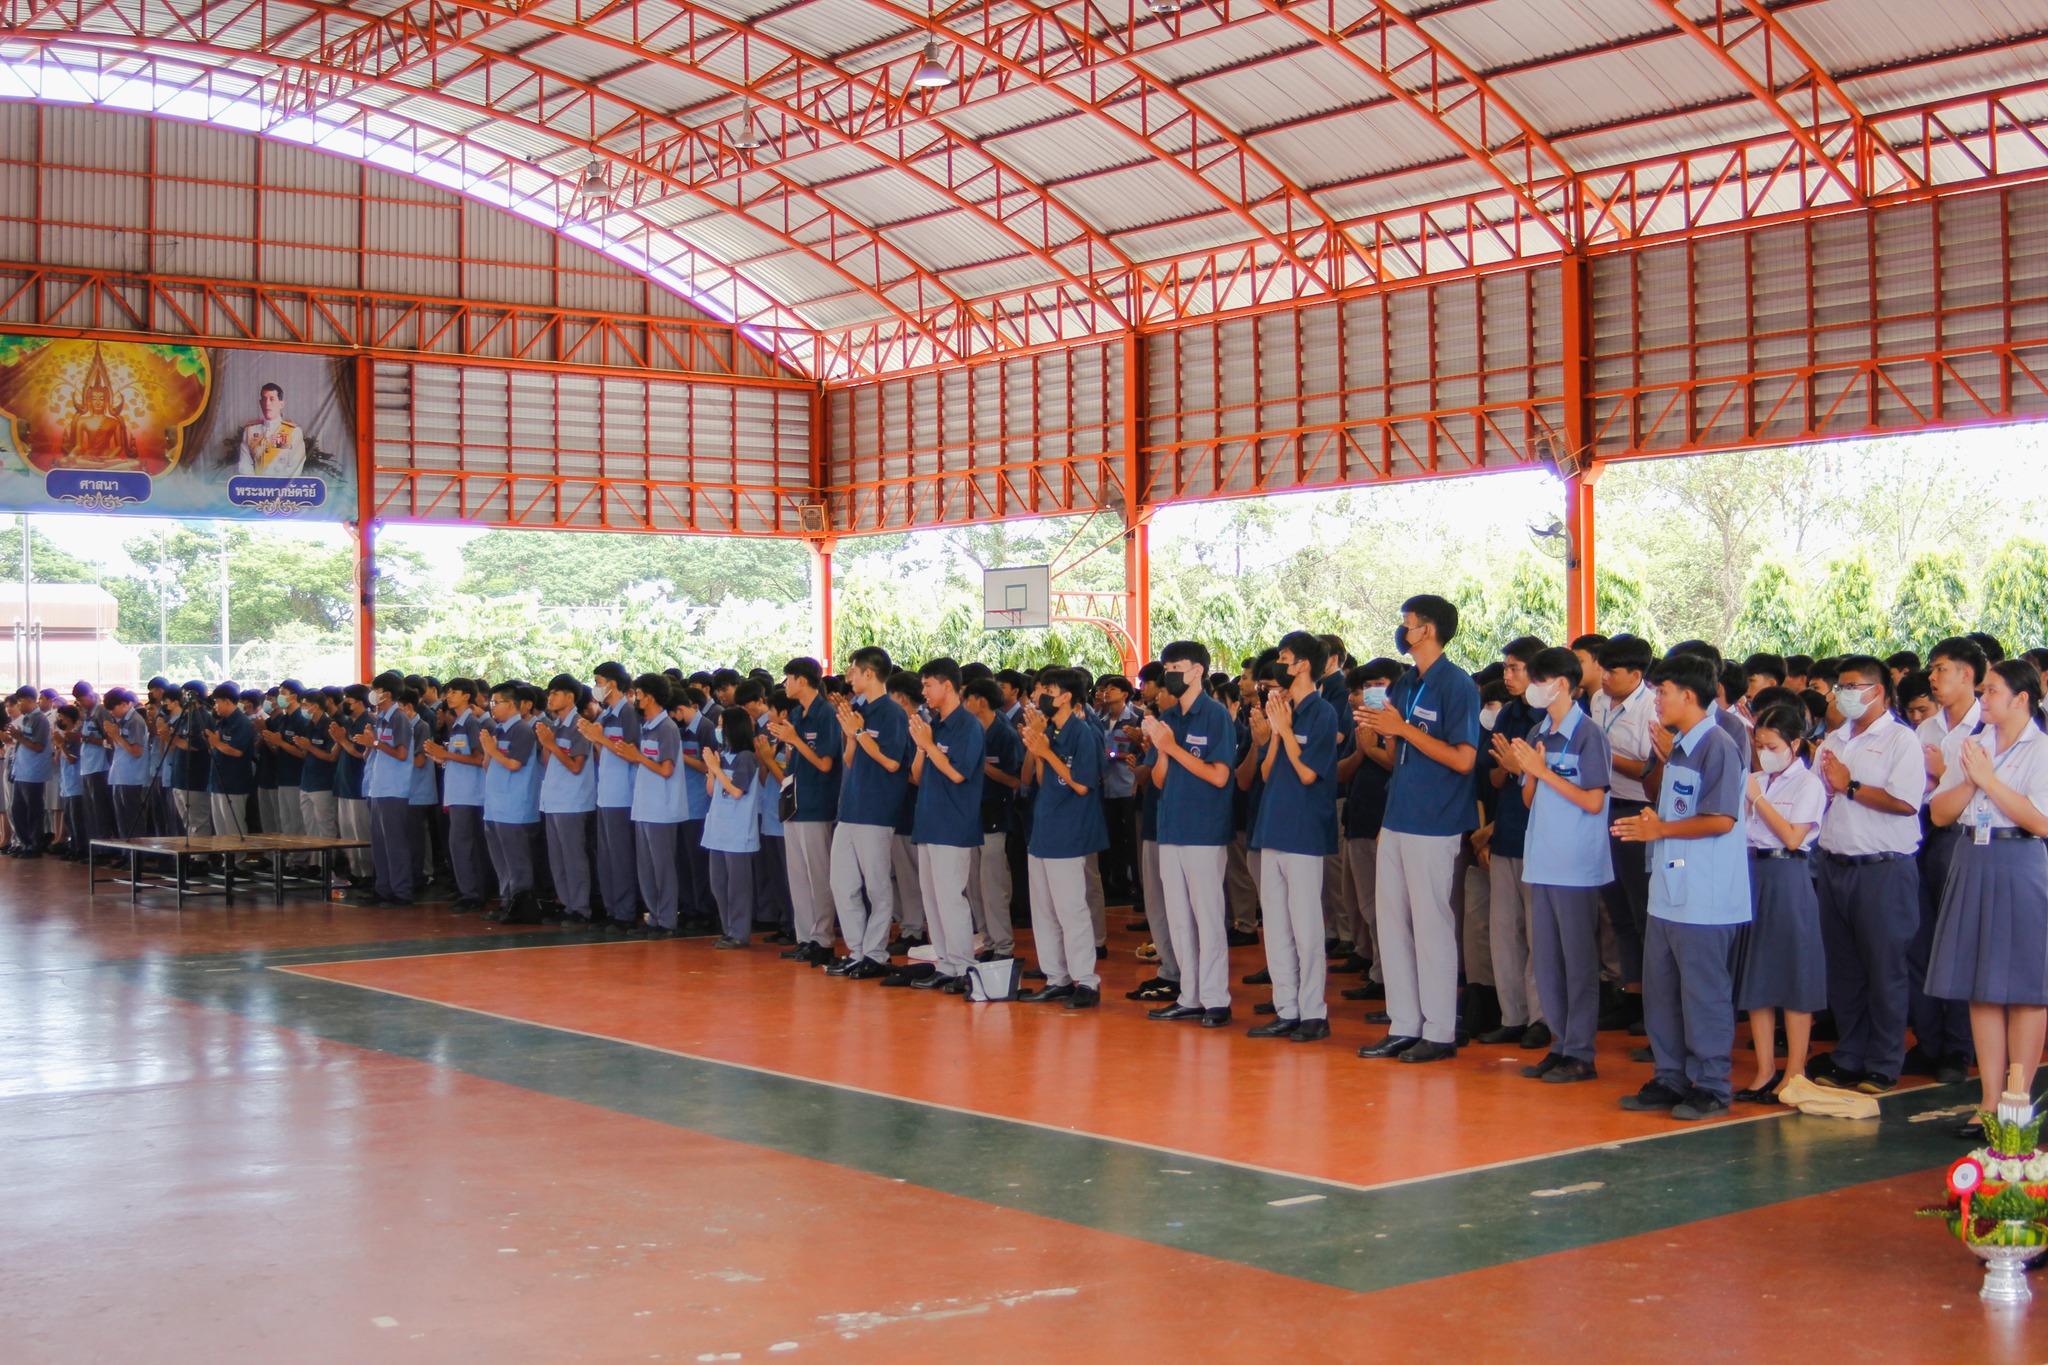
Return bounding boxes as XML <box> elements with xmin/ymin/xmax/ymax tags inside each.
<box><xmin>595</xmin><ymin>806</ymin><xmax>638</xmax><ymax>923</ymax></box>
<box><xmin>710</xmin><ymin>850</ymin><xmax>756</xmax><ymax>940</ymax></box>
<box><xmin>1644</xmin><ymin>915</ymin><xmax>1741</xmax><ymax>1104</ymax></box>
<box><xmin>1343</xmin><ymin>835</ymin><xmax>1382</xmax><ymax>980</ymax></box>
<box><xmin>273</xmin><ymin>784</ymin><xmax>304</xmax><ymax>835</ymax></box>
<box><xmin>1159</xmin><ymin>843</ymin><xmax>1230</xmax><ymax>1009</ymax></box>
<box><xmin>175</xmin><ymin>787</ymin><xmax>214</xmax><ymax>838</ymax></box>
<box><xmin>300</xmin><ymin>788</ymin><xmax>340</xmax><ymax>840</ymax></box>
<box><xmin>485</xmin><ymin>820</ymin><xmax>536</xmax><ymax>898</ymax></box>
<box><xmin>968</xmin><ymin>831</ymin><xmax>1014</xmax><ymax>955</ymax></box>
<box><xmin>1028</xmin><ymin>855</ymin><xmax>1098</xmax><ymax>990</ymax></box>
<box><xmin>1531</xmin><ymin>884</ymin><xmax>1602</xmax><ymax>1063</ymax></box>
<box><xmin>1816</xmin><ymin>854</ymin><xmax>1919</xmax><ymax>1080</ymax></box>
<box><xmin>785</xmin><ymin>819</ymin><xmax>836</xmax><ymax>946</ymax></box>
<box><xmin>1226</xmin><ymin>833</ymin><xmax>1260</xmax><ymax>934</ymax></box>
<box><xmin>338</xmin><ymin>798</ymin><xmax>370</xmax><ymax>876</ymax></box>
<box><xmin>830</xmin><ymin>822</ymin><xmax>896</xmax><ymax>963</ymax></box>
<box><xmin>257</xmin><ymin>785</ymin><xmax>280</xmax><ymax>835</ymax></box>
<box><xmin>211</xmin><ymin>790</ymin><xmax>252</xmax><ymax>839</ymax></box>
<box><xmin>1261</xmin><ymin>849</ymin><xmax>1328</xmax><ymax>1021</ymax></box>
<box><xmin>891</xmin><ymin>833</ymin><xmax>924</xmax><ymax>934</ymax></box>
<box><xmin>111</xmin><ymin>783</ymin><xmax>146</xmax><ymax>838</ymax></box>
<box><xmin>634</xmin><ymin>821</ymin><xmax>678</xmax><ymax>928</ymax></box>
<box><xmin>1458</xmin><ymin>852</ymin><xmax>1494</xmax><ymax>987</ymax></box>
<box><xmin>918</xmin><ymin>842</ymin><xmax>977</xmax><ymax>977</ymax></box>
<box><xmin>367</xmin><ymin>796</ymin><xmax>413</xmax><ymax>899</ymax></box>
<box><xmin>1376</xmin><ymin>830</ymin><xmax>1461</xmax><ymax>1044</ymax></box>
<box><xmin>545</xmin><ymin>810</ymin><xmax>594</xmax><ymax>917</ymax></box>
<box><xmin>447</xmin><ymin>805</ymin><xmax>490</xmax><ymax>902</ymax></box>
<box><xmin>1139</xmin><ymin>838</ymin><xmax>1177</xmax><ymax>980</ymax></box>
<box><xmin>1084</xmin><ymin>851</ymin><xmax>1106</xmax><ymax>946</ymax></box>
<box><xmin>1489</xmin><ymin>855</ymin><xmax>1541</xmax><ymax>1027</ymax></box>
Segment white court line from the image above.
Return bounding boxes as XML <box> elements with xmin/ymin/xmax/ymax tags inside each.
<box><xmin>269</xmin><ymin>959</ymin><xmax>1878</xmax><ymax>1201</ymax></box>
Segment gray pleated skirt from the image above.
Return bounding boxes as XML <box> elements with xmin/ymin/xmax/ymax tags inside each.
<box><xmin>1925</xmin><ymin>835</ymin><xmax>2048</xmax><ymax>1005</ymax></box>
<box><xmin>1736</xmin><ymin>855</ymin><xmax>1828</xmax><ymax>1013</ymax></box>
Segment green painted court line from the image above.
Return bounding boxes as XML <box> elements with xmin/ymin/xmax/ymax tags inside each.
<box><xmin>98</xmin><ymin>937</ymin><xmax>1985</xmax><ymax>1295</ymax></box>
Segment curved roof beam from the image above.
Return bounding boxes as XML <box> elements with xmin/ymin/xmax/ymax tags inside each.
<box><xmin>1</xmin><ymin>22</ymin><xmax>984</xmax><ymax>361</ymax></box>
<box><xmin>1242</xmin><ymin>0</ymin><xmax>1575</xmax><ymax>248</ymax></box>
<box><xmin>1642</xmin><ymin>0</ymin><xmax>1925</xmax><ymax>200</ymax></box>
<box><xmin>245</xmin><ymin>0</ymin><xmax>1140</xmax><ymax>326</ymax></box>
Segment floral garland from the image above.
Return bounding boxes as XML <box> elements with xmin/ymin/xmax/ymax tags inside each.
<box><xmin>1920</xmin><ymin>1111</ymin><xmax>2048</xmax><ymax>1247</ymax></box>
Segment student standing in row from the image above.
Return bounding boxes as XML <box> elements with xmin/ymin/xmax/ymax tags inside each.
<box><xmin>104</xmin><ymin>689</ymin><xmax>147</xmax><ymax>837</ymax></box>
<box><xmin>773</xmin><ymin>658</ymin><xmax>841</xmax><ymax>962</ymax></box>
<box><xmin>1614</xmin><ymin>654</ymin><xmax>1750</xmax><ymax>1120</ymax></box>
<box><xmin>1357</xmin><ymin>596</ymin><xmax>1480</xmax><ymax>1063</ymax></box>
<box><xmin>1909</xmin><ymin>636</ymin><xmax>1988</xmax><ymax>1083</ymax></box>
<box><xmin>423</xmin><ymin>680</ymin><xmax>490</xmax><ymax>911</ymax></box>
<box><xmin>1481</xmin><ymin>636</ymin><xmax>1548</xmax><ymax>1050</ymax></box>
<box><xmin>1144</xmin><ymin>641</ymin><xmax>1238</xmax><ymax>1028</ymax></box>
<box><xmin>479</xmin><ymin>683</ymin><xmax>543</xmax><ymax>922</ymax></box>
<box><xmin>1018</xmin><ymin>668</ymin><xmax>1109</xmax><ymax>1008</ymax></box>
<box><xmin>964</xmin><ymin>679</ymin><xmax>1023</xmax><ymax>962</ymax></box>
<box><xmin>1504</xmin><ymin>647</ymin><xmax>1612</xmax><ymax>1084</ymax></box>
<box><xmin>906</xmin><ymin>658</ymin><xmax>985</xmax><ymax>993</ymax></box>
<box><xmin>826</xmin><ymin>647</ymin><xmax>908</xmax><ymax>977</ymax></box>
<box><xmin>1924</xmin><ymin>659</ymin><xmax>2048</xmax><ymax>1138</ymax></box>
<box><xmin>207</xmin><ymin>683</ymin><xmax>259</xmax><ymax>841</ymax></box>
<box><xmin>703</xmin><ymin>705</ymin><xmax>763</xmax><ymax>949</ymax></box>
<box><xmin>1591</xmin><ymin>635</ymin><xmax>1656</xmax><ymax>1028</ymax></box>
<box><xmin>1734</xmin><ymin>700</ymin><xmax>1828</xmax><ymax>1102</ymax></box>
<box><xmin>1246</xmin><ymin>632</ymin><xmax>1340</xmax><ymax>1042</ymax></box>
<box><xmin>8</xmin><ymin>687</ymin><xmax>49</xmax><ymax>854</ymax></box>
<box><xmin>587</xmin><ymin>663</ymin><xmax>641</xmax><ymax>930</ymax></box>
<box><xmin>581</xmin><ymin>674</ymin><xmax>681</xmax><ymax>936</ymax></box>
<box><xmin>331</xmin><ymin>685</ymin><xmax>374</xmax><ymax>886</ymax></box>
<box><xmin>1810</xmin><ymin>656</ymin><xmax>1925</xmax><ymax>1096</ymax></box>
<box><xmin>536</xmin><ymin>674</ymin><xmax>596</xmax><ymax>925</ymax></box>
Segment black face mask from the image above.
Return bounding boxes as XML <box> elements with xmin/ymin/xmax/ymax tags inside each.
<box><xmin>1394</xmin><ymin>625</ymin><xmax>1410</xmax><ymax>655</ymax></box>
<box><xmin>1160</xmin><ymin>671</ymin><xmax>1190</xmax><ymax>698</ymax></box>
<box><xmin>1037</xmin><ymin>696</ymin><xmax>1059</xmax><ymax>719</ymax></box>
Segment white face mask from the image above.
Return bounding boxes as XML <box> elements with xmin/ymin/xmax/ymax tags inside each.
<box><xmin>1525</xmin><ymin>680</ymin><xmax>1562</xmax><ymax>710</ymax></box>
<box><xmin>1757</xmin><ymin>746</ymin><xmax>1793</xmax><ymax>775</ymax></box>
<box><xmin>1479</xmin><ymin>707</ymin><xmax>1500</xmax><ymax>732</ymax></box>
<box><xmin>1834</xmin><ymin>685</ymin><xmax>1873</xmax><ymax>722</ymax></box>
<box><xmin>1361</xmin><ymin>685</ymin><xmax>1389</xmax><ymax>710</ymax></box>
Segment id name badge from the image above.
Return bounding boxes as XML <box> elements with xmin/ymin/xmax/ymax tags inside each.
<box><xmin>1974</xmin><ymin>797</ymin><xmax>1994</xmax><ymax>845</ymax></box>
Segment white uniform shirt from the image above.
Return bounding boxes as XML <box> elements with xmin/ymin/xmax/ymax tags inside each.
<box><xmin>1932</xmin><ymin>720</ymin><xmax>2048</xmax><ymax>830</ymax></box>
<box><xmin>1917</xmin><ymin>700</ymin><xmax>1982</xmax><ymax>782</ymax></box>
<box><xmin>1747</xmin><ymin>760</ymin><xmax>1826</xmax><ymax>850</ymax></box>
<box><xmin>1817</xmin><ymin>711</ymin><xmax>1925</xmax><ymax>855</ymax></box>
<box><xmin>1591</xmin><ymin>681</ymin><xmax>1654</xmax><ymax>805</ymax></box>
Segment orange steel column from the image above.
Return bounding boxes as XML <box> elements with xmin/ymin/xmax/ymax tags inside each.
<box><xmin>1122</xmin><ymin>332</ymin><xmax>1150</xmax><ymax>672</ymax></box>
<box><xmin>1560</xmin><ymin>255</ymin><xmax>1596</xmax><ymax>640</ymax></box>
<box><xmin>354</xmin><ymin>355</ymin><xmax>377</xmax><ymax>680</ymax></box>
<box><xmin>811</xmin><ymin>538</ymin><xmax>835</xmax><ymax>671</ymax></box>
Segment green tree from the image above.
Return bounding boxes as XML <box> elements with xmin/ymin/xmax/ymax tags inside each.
<box><xmin>1979</xmin><ymin>537</ymin><xmax>2048</xmax><ymax>652</ymax></box>
<box><xmin>1890</xmin><ymin>550</ymin><xmax>1971</xmax><ymax>651</ymax></box>
<box><xmin>0</xmin><ymin>517</ymin><xmax>97</xmax><ymax>582</ymax></box>
<box><xmin>456</xmin><ymin>528</ymin><xmax>809</xmax><ymax>605</ymax></box>
<box><xmin>1449</xmin><ymin>554</ymin><xmax>1562</xmax><ymax>669</ymax></box>
<box><xmin>1803</xmin><ymin>551</ymin><xmax>1889</xmax><ymax>658</ymax></box>
<box><xmin>1729</xmin><ymin>557</ymin><xmax>1803</xmax><ymax>655</ymax></box>
<box><xmin>1595</xmin><ymin>557</ymin><xmax>1658</xmax><ymax>646</ymax></box>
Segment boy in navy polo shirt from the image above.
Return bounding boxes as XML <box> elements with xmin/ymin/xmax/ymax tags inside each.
<box><xmin>1478</xmin><ymin>636</ymin><xmax>1549</xmax><ymax>1050</ymax></box>
<box><xmin>906</xmin><ymin>658</ymin><xmax>986</xmax><ymax>992</ymax></box>
<box><xmin>963</xmin><ymin>678</ymin><xmax>1023</xmax><ymax>961</ymax></box>
<box><xmin>1018</xmin><ymin>668</ymin><xmax>1109</xmax><ymax>1009</ymax></box>
<box><xmin>1613</xmin><ymin>653</ymin><xmax>1751</xmax><ymax>1119</ymax></box>
<box><xmin>772</xmin><ymin>657</ymin><xmax>843</xmax><ymax>962</ymax></box>
<box><xmin>1504</xmin><ymin>647</ymin><xmax>1613</xmax><ymax>1084</ymax></box>
<box><xmin>1143</xmin><ymin>640</ymin><xmax>1239</xmax><ymax>1028</ymax></box>
<box><xmin>1357</xmin><ymin>594</ymin><xmax>1480</xmax><ymax>1063</ymax></box>
<box><xmin>1247</xmin><ymin>631</ymin><xmax>1341</xmax><ymax>1042</ymax></box>
<box><xmin>826</xmin><ymin>647</ymin><xmax>911</xmax><ymax>975</ymax></box>
<box><xmin>1339</xmin><ymin>659</ymin><xmax>1403</xmax><ymax>1000</ymax></box>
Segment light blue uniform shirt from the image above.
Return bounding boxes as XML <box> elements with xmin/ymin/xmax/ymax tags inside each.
<box><xmin>756</xmin><ymin>738</ymin><xmax>787</xmax><ymax>837</ymax></box>
<box><xmin>630</xmin><ymin>712</ymin><xmax>685</xmax><ymax>824</ymax></box>
<box><xmin>679</xmin><ymin>712</ymin><xmax>715</xmax><ymax>821</ymax></box>
<box><xmin>441</xmin><ymin>711</ymin><xmax>486</xmax><ymax>807</ymax></box>
<box><xmin>594</xmin><ymin>696</ymin><xmax>640</xmax><ymax>809</ymax></box>
<box><xmin>77</xmin><ymin>705</ymin><xmax>110</xmax><ymax>776</ymax></box>
<box><xmin>481</xmin><ymin>718</ymin><xmax>541</xmax><ymax>825</ymax></box>
<box><xmin>1522</xmin><ymin>706</ymin><xmax>1615</xmax><ymax>888</ymax></box>
<box><xmin>363</xmin><ymin>704</ymin><xmax>413</xmax><ymax>800</ymax></box>
<box><xmin>108</xmin><ymin>711</ymin><xmax>148</xmax><ymax>786</ymax></box>
<box><xmin>538</xmin><ymin>711</ymin><xmax>597</xmax><ymax>815</ymax></box>
<box><xmin>1648</xmin><ymin>716</ymin><xmax>1751</xmax><ymax>926</ymax></box>
<box><xmin>407</xmin><ymin>714</ymin><xmax>439</xmax><ymax>805</ymax></box>
<box><xmin>703</xmin><ymin>749</ymin><xmax>761</xmax><ymax>854</ymax></box>
<box><xmin>12</xmin><ymin>708</ymin><xmax>51</xmax><ymax>784</ymax></box>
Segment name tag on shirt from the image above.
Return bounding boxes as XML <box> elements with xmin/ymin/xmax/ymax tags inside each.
<box><xmin>865</xmin><ymin>728</ymin><xmax>879</xmax><ymax>738</ymax></box>
<box><xmin>603</xmin><ymin>727</ymin><xmax>623</xmax><ymax>741</ymax></box>
<box><xmin>448</xmin><ymin>736</ymin><xmax>468</xmax><ymax>754</ymax></box>
<box><xmin>1672</xmin><ymin>779</ymin><xmax>1695</xmax><ymax>817</ymax></box>
<box><xmin>803</xmin><ymin>731</ymin><xmax>817</xmax><ymax>742</ymax></box>
<box><xmin>1413</xmin><ymin>707</ymin><xmax>1438</xmax><ymax>722</ymax></box>
<box><xmin>639</xmin><ymin>740</ymin><xmax>661</xmax><ymax>761</ymax></box>
<box><xmin>1548</xmin><ymin>755</ymin><xmax>1578</xmax><ymax>778</ymax></box>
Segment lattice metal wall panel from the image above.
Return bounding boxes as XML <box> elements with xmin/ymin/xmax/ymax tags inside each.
<box><xmin>1142</xmin><ymin>268</ymin><xmax>1566</xmax><ymax>504</ymax></box>
<box><xmin>825</xmin><ymin>342</ymin><xmax>1127</xmax><ymax>533</ymax></box>
<box><xmin>1590</xmin><ymin>184</ymin><xmax>2048</xmax><ymax>456</ymax></box>
<box><xmin>372</xmin><ymin>361</ymin><xmax>812</xmax><ymax>536</ymax></box>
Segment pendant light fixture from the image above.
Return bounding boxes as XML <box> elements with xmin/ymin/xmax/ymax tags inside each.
<box><xmin>910</xmin><ymin>35</ymin><xmax>954</xmax><ymax>89</ymax></box>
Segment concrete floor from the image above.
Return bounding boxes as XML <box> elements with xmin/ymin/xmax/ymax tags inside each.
<box><xmin>0</xmin><ymin>855</ymin><xmax>2040</xmax><ymax>1363</ymax></box>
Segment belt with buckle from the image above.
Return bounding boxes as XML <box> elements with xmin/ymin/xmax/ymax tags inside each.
<box><xmin>1986</xmin><ymin>828</ymin><xmax>2043</xmax><ymax>842</ymax></box>
<box><xmin>1822</xmin><ymin>850</ymin><xmax>1911</xmax><ymax>866</ymax></box>
<box><xmin>1751</xmin><ymin>848</ymin><xmax>1808</xmax><ymax>861</ymax></box>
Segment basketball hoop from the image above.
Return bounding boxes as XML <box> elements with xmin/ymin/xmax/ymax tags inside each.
<box><xmin>982</xmin><ymin>565</ymin><xmax>1051</xmax><ymax>630</ymax></box>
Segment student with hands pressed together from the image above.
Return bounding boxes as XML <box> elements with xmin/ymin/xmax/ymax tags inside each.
<box><xmin>1016</xmin><ymin>668</ymin><xmax>1110</xmax><ymax>1009</ymax></box>
<box><xmin>1923</xmin><ymin>659</ymin><xmax>2048</xmax><ymax>1139</ymax></box>
<box><xmin>824</xmin><ymin>647</ymin><xmax>909</xmax><ymax>977</ymax></box>
<box><xmin>905</xmin><ymin>658</ymin><xmax>985</xmax><ymax>992</ymax></box>
<box><xmin>579</xmin><ymin>673</ymin><xmax>683</xmax><ymax>936</ymax></box>
<box><xmin>1142</xmin><ymin>641</ymin><xmax>1239</xmax><ymax>1029</ymax></box>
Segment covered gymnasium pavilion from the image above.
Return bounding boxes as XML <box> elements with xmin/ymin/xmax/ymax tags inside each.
<box><xmin>4</xmin><ymin>0</ymin><xmax>2048</xmax><ymax>1360</ymax></box>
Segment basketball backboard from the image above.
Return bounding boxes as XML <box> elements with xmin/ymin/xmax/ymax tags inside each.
<box><xmin>982</xmin><ymin>564</ymin><xmax>1052</xmax><ymax>630</ymax></box>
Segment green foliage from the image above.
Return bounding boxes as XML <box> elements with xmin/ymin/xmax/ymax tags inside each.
<box><xmin>1980</xmin><ymin>537</ymin><xmax>2048</xmax><ymax>653</ymax></box>
<box><xmin>1449</xmin><ymin>554</ymin><xmax>1563</xmax><ymax>670</ymax></box>
<box><xmin>0</xmin><ymin>518</ymin><xmax>97</xmax><ymax>583</ymax></box>
<box><xmin>1594</xmin><ymin>558</ymin><xmax>1657</xmax><ymax>647</ymax></box>
<box><xmin>454</xmin><ymin>528</ymin><xmax>809</xmax><ymax>606</ymax></box>
<box><xmin>1802</xmin><ymin>551</ymin><xmax>1889</xmax><ymax>658</ymax></box>
<box><xmin>1984</xmin><ymin>1109</ymin><xmax>2047</xmax><ymax>1159</ymax></box>
<box><xmin>1890</xmin><ymin>551</ymin><xmax>1971</xmax><ymax>652</ymax></box>
<box><xmin>1729</xmin><ymin>557</ymin><xmax>1804</xmax><ymax>656</ymax></box>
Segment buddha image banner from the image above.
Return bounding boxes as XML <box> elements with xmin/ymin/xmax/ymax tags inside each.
<box><xmin>0</xmin><ymin>337</ymin><xmax>357</xmax><ymax>521</ymax></box>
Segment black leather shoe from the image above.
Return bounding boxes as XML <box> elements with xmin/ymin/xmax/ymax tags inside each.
<box><xmin>1357</xmin><ymin>1034</ymin><xmax>1420</xmax><ymax>1059</ymax></box>
<box><xmin>1247</xmin><ymin>1017</ymin><xmax>1299</xmax><ymax>1038</ymax></box>
<box><xmin>778</xmin><ymin>942</ymin><xmax>814</xmax><ymax>960</ymax></box>
<box><xmin>1365</xmin><ymin>1010</ymin><xmax>1392</xmax><ymax>1025</ymax></box>
<box><xmin>1253</xmin><ymin>1001</ymin><xmax>1277</xmax><ymax>1015</ymax></box>
<box><xmin>1064</xmin><ymin>986</ymin><xmax>1100</xmax><ymax>1010</ymax></box>
<box><xmin>888</xmin><ymin>934</ymin><xmax>928</xmax><ymax>955</ymax></box>
<box><xmin>940</xmin><ymin>975</ymin><xmax>971</xmax><ymax>995</ymax></box>
<box><xmin>1288</xmin><ymin>1019</ymin><xmax>1331</xmax><ymax>1043</ymax></box>
<box><xmin>1242</xmin><ymin>968</ymin><xmax>1271</xmax><ymax>985</ymax></box>
<box><xmin>1398</xmin><ymin>1040</ymin><xmax>1458</xmax><ymax>1064</ymax></box>
<box><xmin>1522</xmin><ymin>1051</ymin><xmax>1564</xmax><ymax>1079</ymax></box>
<box><xmin>845</xmin><ymin>959</ymin><xmax>892</xmax><ymax>980</ymax></box>
<box><xmin>1340</xmin><ymin>982</ymin><xmax>1385</xmax><ymax>1001</ymax></box>
<box><xmin>1541</xmin><ymin>1058</ymin><xmax>1599</xmax><ymax>1084</ymax></box>
<box><xmin>823</xmin><ymin>957</ymin><xmax>857</xmax><ymax>976</ymax></box>
<box><xmin>1200</xmin><ymin>1008</ymin><xmax>1232</xmax><ymax>1028</ymax></box>
<box><xmin>1226</xmin><ymin>928</ymin><xmax>1259</xmax><ymax>947</ymax></box>
<box><xmin>908</xmin><ymin>972</ymin><xmax>952</xmax><ymax>991</ymax></box>
<box><xmin>1148</xmin><ymin>1003</ymin><xmax>1204</xmax><ymax>1021</ymax></box>
<box><xmin>1019</xmin><ymin>984</ymin><xmax>1075</xmax><ymax>1003</ymax></box>
<box><xmin>1475</xmin><ymin>1025</ymin><xmax>1527</xmax><ymax>1045</ymax></box>
<box><xmin>1519</xmin><ymin>1022</ymin><xmax>1554</xmax><ymax>1051</ymax></box>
